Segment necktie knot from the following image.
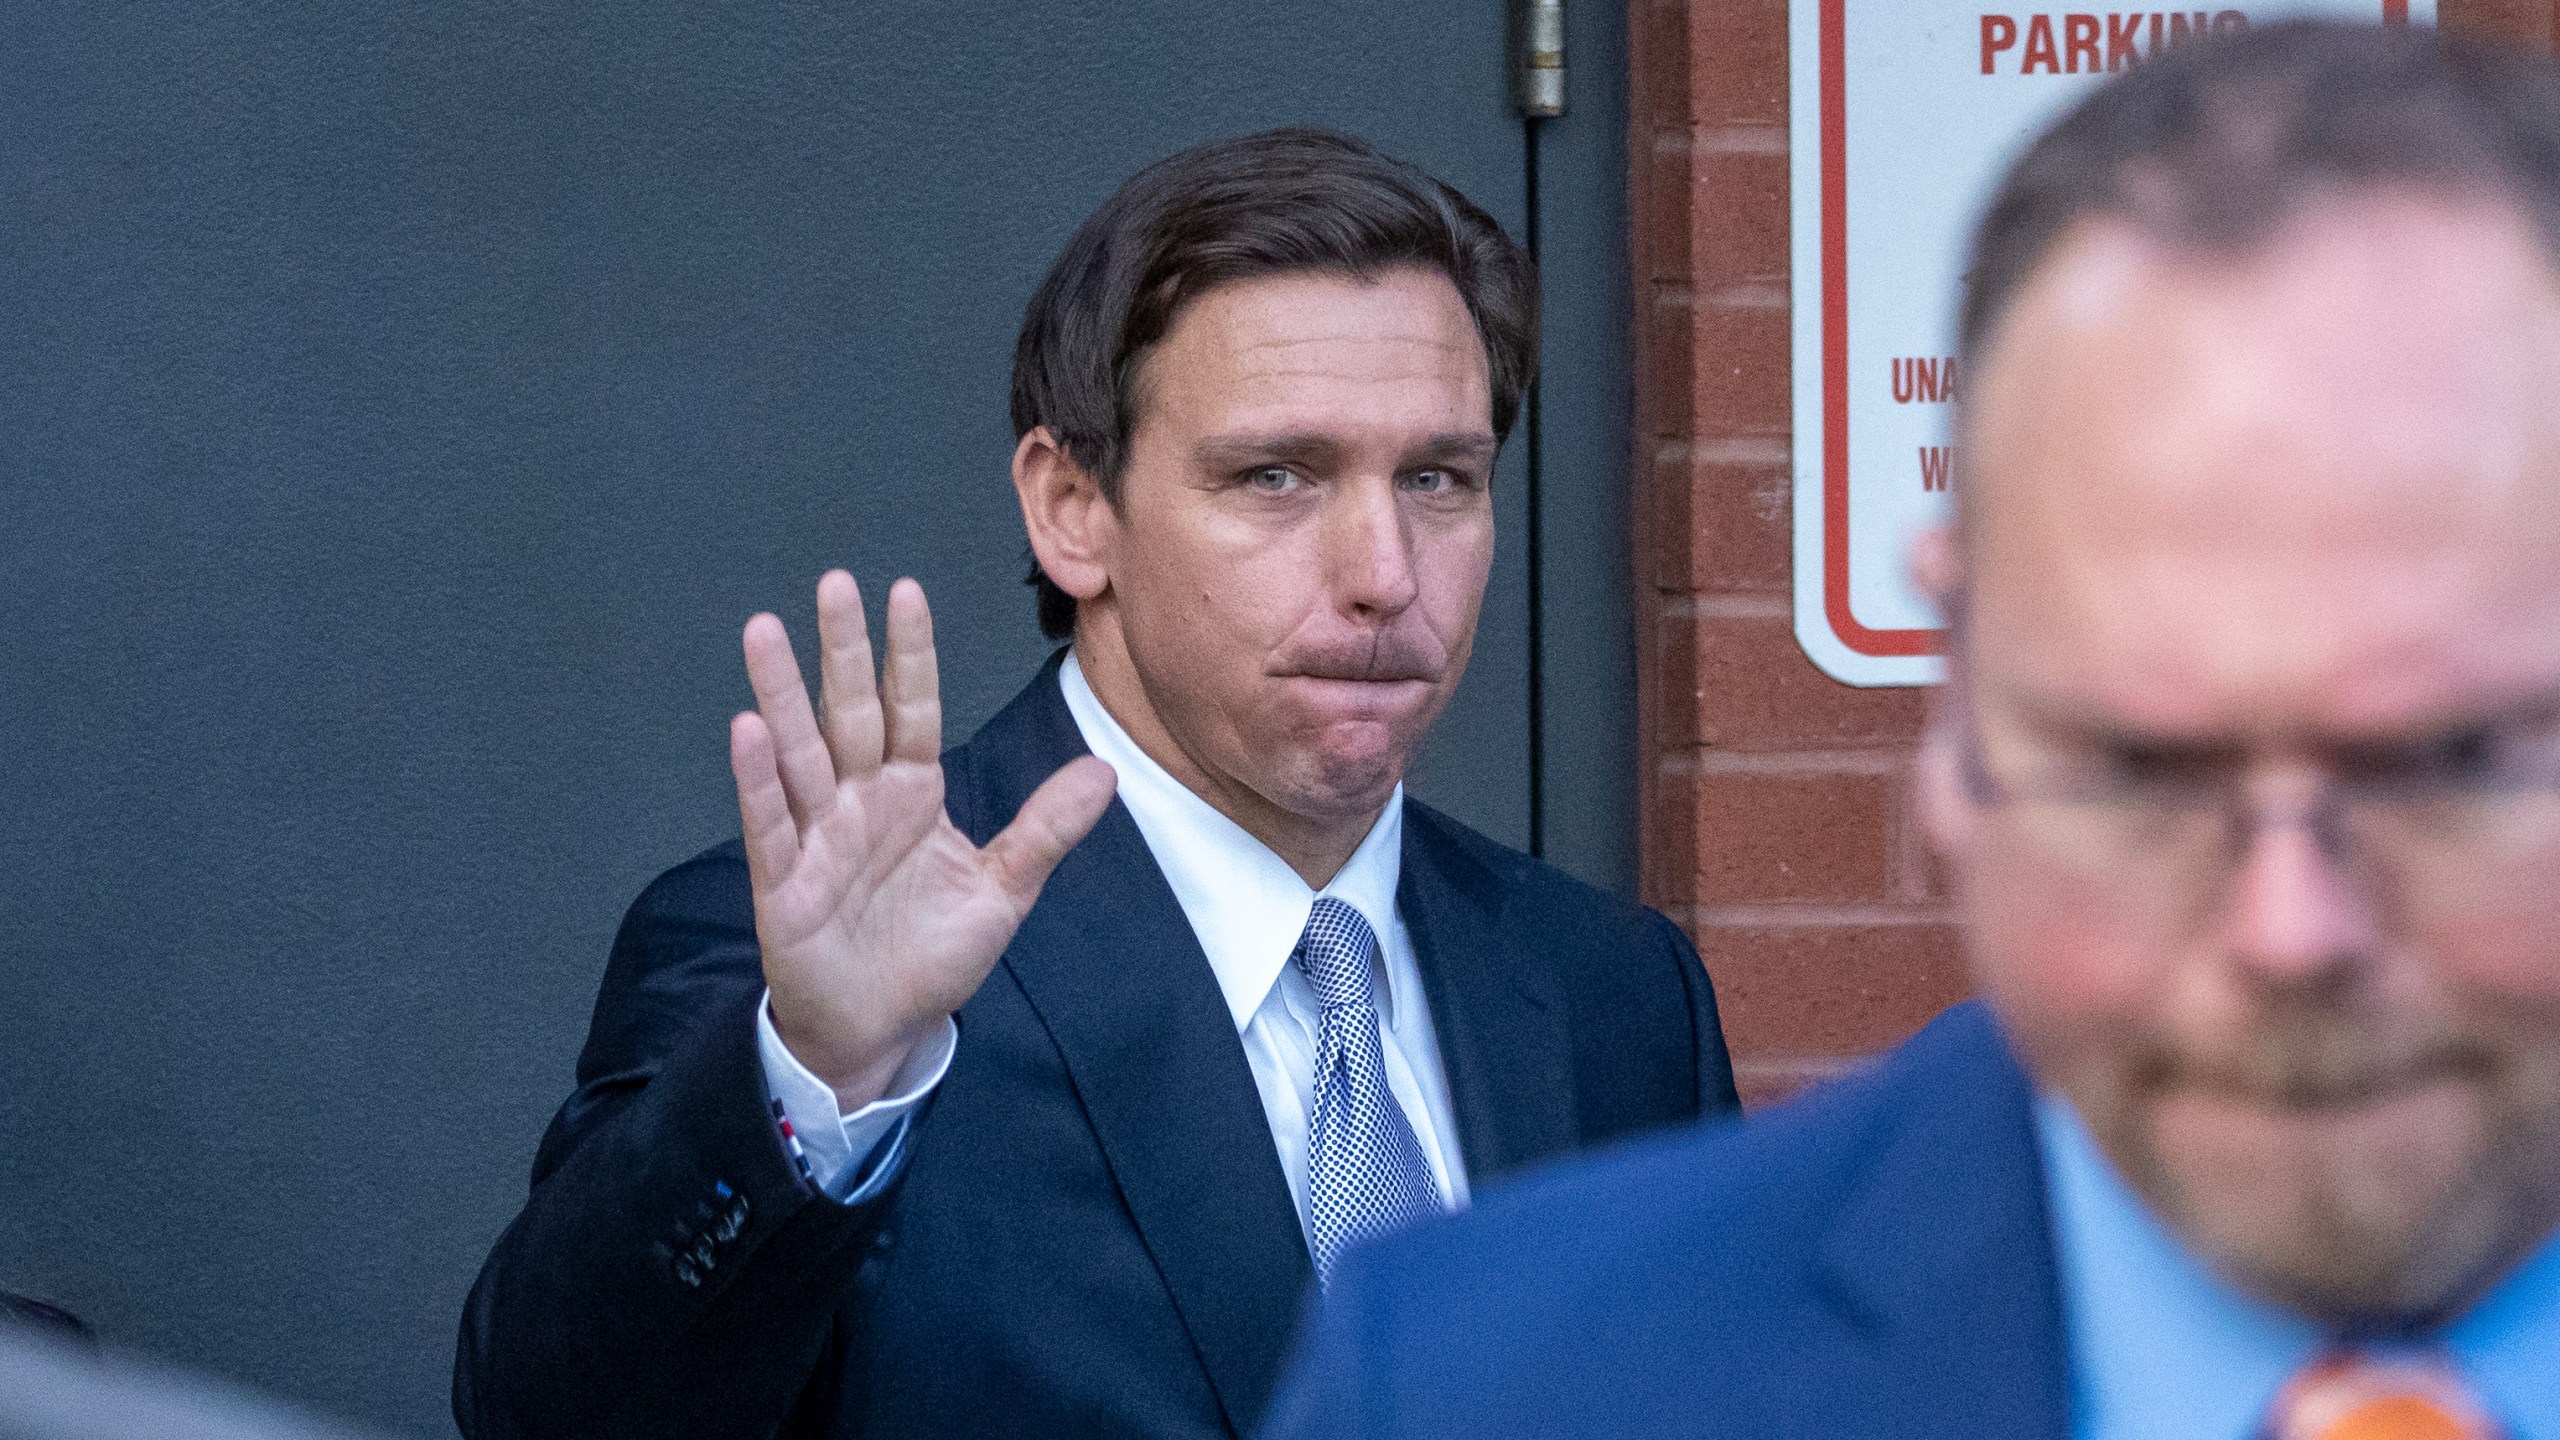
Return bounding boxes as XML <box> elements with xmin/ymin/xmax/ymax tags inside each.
<box><xmin>1294</xmin><ymin>898</ymin><xmax>1380</xmax><ymax>1011</ymax></box>
<box><xmin>2263</xmin><ymin>1348</ymin><xmax>2504</xmax><ymax>1440</ymax></box>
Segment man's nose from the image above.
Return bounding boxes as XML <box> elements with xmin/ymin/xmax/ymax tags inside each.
<box><xmin>2222</xmin><ymin>813</ymin><xmax>2379</xmax><ymax>988</ymax></box>
<box><xmin>1328</xmin><ymin>479</ymin><xmax>1420</xmax><ymax>620</ymax></box>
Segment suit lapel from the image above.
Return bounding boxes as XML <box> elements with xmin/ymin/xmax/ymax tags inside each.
<box><xmin>955</xmin><ymin>659</ymin><xmax>1311</xmax><ymax>1434</ymax></box>
<box><xmin>1397</xmin><ymin>805</ymin><xmax>1579</xmax><ymax>1182</ymax></box>
<box><xmin>1813</xmin><ymin>1003</ymin><xmax>2073</xmax><ymax>1438</ymax></box>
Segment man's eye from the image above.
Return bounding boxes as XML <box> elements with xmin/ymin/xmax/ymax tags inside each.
<box><xmin>2105</xmin><ymin>745</ymin><xmax>2185</xmax><ymax>782</ymax></box>
<box><xmin>1246</xmin><ymin>467</ymin><xmax>1299</xmax><ymax>493</ymax></box>
<box><xmin>2428</xmin><ymin>728</ymin><xmax>2506</xmax><ymax>780</ymax></box>
<box><xmin>1403</xmin><ymin>468</ymin><xmax>1469</xmax><ymax>494</ymax></box>
<box><xmin>2092</xmin><ymin>745</ymin><xmax>2225</xmax><ymax>802</ymax></box>
<box><xmin>2413</xmin><ymin>729</ymin><xmax>2502</xmax><ymax>785</ymax></box>
<box><xmin>2343</xmin><ymin>727</ymin><xmax>2509</xmax><ymax>793</ymax></box>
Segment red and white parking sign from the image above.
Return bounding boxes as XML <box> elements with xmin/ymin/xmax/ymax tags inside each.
<box><xmin>1788</xmin><ymin>0</ymin><xmax>2431</xmax><ymax>686</ymax></box>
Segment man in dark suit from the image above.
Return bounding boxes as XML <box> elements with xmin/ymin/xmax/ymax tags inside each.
<box><xmin>1262</xmin><ymin>26</ymin><xmax>2560</xmax><ymax>1440</ymax></box>
<box><xmin>454</xmin><ymin>128</ymin><xmax>1737</xmax><ymax>1440</ymax></box>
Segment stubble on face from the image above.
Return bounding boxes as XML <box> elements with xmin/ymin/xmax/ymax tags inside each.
<box><xmin>2065</xmin><ymin>978</ymin><xmax>2560</xmax><ymax>1321</ymax></box>
<box><xmin>1949</xmin><ymin>191</ymin><xmax>2560</xmax><ymax>1325</ymax></box>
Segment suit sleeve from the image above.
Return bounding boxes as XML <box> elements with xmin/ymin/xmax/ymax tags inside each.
<box><xmin>1658</xmin><ymin>910</ymin><xmax>1742</xmax><ymax>1120</ymax></box>
<box><xmin>453</xmin><ymin>848</ymin><xmax>897</xmax><ymax>1440</ymax></box>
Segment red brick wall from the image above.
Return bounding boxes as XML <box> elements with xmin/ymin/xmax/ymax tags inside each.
<box><xmin>1628</xmin><ymin>0</ymin><xmax>2557</xmax><ymax>1108</ymax></box>
<box><xmin>2447</xmin><ymin>0</ymin><xmax>2560</xmax><ymax>48</ymax></box>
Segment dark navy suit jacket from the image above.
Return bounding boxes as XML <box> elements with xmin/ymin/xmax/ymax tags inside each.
<box><xmin>454</xmin><ymin>654</ymin><xmax>1739</xmax><ymax>1439</ymax></box>
<box><xmin>1259</xmin><ymin>1000</ymin><xmax>2073</xmax><ymax>1440</ymax></box>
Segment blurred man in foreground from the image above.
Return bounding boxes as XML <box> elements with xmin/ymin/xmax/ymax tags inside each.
<box><xmin>457</xmin><ymin>129</ymin><xmax>1736</xmax><ymax>1439</ymax></box>
<box><xmin>1263</xmin><ymin>23</ymin><xmax>2560</xmax><ymax>1439</ymax></box>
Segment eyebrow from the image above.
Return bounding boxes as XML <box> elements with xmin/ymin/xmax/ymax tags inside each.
<box><xmin>2008</xmin><ymin>686</ymin><xmax>2560</xmax><ymax>754</ymax></box>
<box><xmin>1192</xmin><ymin>431</ymin><xmax>1501</xmax><ymax>471</ymax></box>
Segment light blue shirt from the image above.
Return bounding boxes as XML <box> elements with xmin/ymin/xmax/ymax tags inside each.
<box><xmin>2036</xmin><ymin>1095</ymin><xmax>2560</xmax><ymax>1439</ymax></box>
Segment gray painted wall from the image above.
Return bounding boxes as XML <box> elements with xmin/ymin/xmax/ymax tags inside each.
<box><xmin>0</xmin><ymin>3</ymin><xmax>1628</xmax><ymax>1432</ymax></box>
<box><xmin>1529</xmin><ymin>0</ymin><xmax>1639</xmax><ymax>890</ymax></box>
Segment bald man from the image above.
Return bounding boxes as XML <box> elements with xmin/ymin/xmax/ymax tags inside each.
<box><xmin>1260</xmin><ymin>22</ymin><xmax>2560</xmax><ymax>1440</ymax></box>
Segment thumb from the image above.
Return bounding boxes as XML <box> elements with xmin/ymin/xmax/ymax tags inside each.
<box><xmin>984</xmin><ymin>756</ymin><xmax>1117</xmax><ymax>913</ymax></box>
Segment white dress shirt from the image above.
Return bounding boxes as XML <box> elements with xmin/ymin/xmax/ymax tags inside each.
<box><xmin>755</xmin><ymin>652</ymin><xmax>1470</xmax><ymax>1229</ymax></box>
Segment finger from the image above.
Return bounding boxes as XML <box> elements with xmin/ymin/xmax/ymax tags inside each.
<box><xmin>730</xmin><ymin>711</ymin><xmax>802</xmax><ymax>889</ymax></box>
<box><xmin>742</xmin><ymin>612</ymin><xmax>838</xmax><ymax>829</ymax></box>
<box><xmin>815</xmin><ymin>570</ymin><xmax>884</xmax><ymax>782</ymax></box>
<box><xmin>983</xmin><ymin>756</ymin><xmax>1117</xmax><ymax>914</ymax></box>
<box><xmin>879</xmin><ymin>578</ymin><xmax>943</xmax><ymax>766</ymax></box>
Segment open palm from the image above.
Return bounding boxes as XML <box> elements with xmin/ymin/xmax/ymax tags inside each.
<box><xmin>731</xmin><ymin>571</ymin><xmax>1115</xmax><ymax>1108</ymax></box>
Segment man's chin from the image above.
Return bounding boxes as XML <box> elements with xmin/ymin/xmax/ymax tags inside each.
<box><xmin>1267</xmin><ymin>735</ymin><xmax>1416</xmax><ymax>821</ymax></box>
<box><xmin>2125</xmin><ymin>1085</ymin><xmax>2504</xmax><ymax>1323</ymax></box>
<box><xmin>1244</xmin><ymin>685</ymin><xmax>1453</xmax><ymax>825</ymax></box>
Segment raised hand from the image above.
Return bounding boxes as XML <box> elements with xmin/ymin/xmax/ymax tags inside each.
<box><xmin>730</xmin><ymin>571</ymin><xmax>1116</xmax><ymax>1109</ymax></box>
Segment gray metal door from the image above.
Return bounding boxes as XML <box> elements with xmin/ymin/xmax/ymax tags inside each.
<box><xmin>0</xmin><ymin>3</ymin><xmax>1631</xmax><ymax>1431</ymax></box>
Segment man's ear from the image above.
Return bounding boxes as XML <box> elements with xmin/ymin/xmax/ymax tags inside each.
<box><xmin>1910</xmin><ymin>523</ymin><xmax>1977</xmax><ymax>861</ymax></box>
<box><xmin>1013</xmin><ymin>427</ymin><xmax>1114</xmax><ymax>603</ymax></box>
<box><xmin>1909</xmin><ymin>523</ymin><xmax>1961</xmax><ymax>613</ymax></box>
<box><xmin>1914</xmin><ymin>694</ymin><xmax>1976</xmax><ymax>861</ymax></box>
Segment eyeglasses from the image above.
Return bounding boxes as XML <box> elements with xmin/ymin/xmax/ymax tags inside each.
<box><xmin>1955</xmin><ymin>705</ymin><xmax>2560</xmax><ymax>919</ymax></box>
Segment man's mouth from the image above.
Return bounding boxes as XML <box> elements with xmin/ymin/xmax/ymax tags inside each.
<box><xmin>1280</xmin><ymin>666</ymin><xmax>1439</xmax><ymax>685</ymax></box>
<box><xmin>2150</xmin><ymin>1050</ymin><xmax>2493</xmax><ymax>1124</ymax></box>
<box><xmin>1277</xmin><ymin>674</ymin><xmax>1437</xmax><ymax>711</ymax></box>
<box><xmin>1270</xmin><ymin>628</ymin><xmax>1448</xmax><ymax>687</ymax></box>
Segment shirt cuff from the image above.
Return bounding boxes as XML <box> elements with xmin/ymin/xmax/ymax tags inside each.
<box><xmin>756</xmin><ymin>994</ymin><xmax>957</xmax><ymax>1202</ymax></box>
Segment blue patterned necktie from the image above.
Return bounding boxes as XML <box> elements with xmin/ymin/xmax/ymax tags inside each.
<box><xmin>1295</xmin><ymin>897</ymin><xmax>1444</xmax><ymax>1288</ymax></box>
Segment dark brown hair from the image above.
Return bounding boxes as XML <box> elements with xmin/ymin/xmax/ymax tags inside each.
<box><xmin>1009</xmin><ymin>127</ymin><xmax>1538</xmax><ymax>639</ymax></box>
<box><xmin>1962</xmin><ymin>21</ymin><xmax>2560</xmax><ymax>375</ymax></box>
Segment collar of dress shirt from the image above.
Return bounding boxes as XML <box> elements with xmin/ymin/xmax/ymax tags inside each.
<box><xmin>1058</xmin><ymin>650</ymin><xmax>1405</xmax><ymax>1034</ymax></box>
<box><xmin>2035</xmin><ymin>1093</ymin><xmax>2560</xmax><ymax>1439</ymax></box>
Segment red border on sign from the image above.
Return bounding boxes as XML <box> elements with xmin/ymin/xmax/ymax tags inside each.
<box><xmin>1819</xmin><ymin>0</ymin><xmax>1941</xmax><ymax>657</ymax></box>
<box><xmin>1817</xmin><ymin>1</ymin><xmax>2405</xmax><ymax>660</ymax></box>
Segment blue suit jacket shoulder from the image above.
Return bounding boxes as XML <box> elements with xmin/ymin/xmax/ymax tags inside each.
<box><xmin>1261</xmin><ymin>1001</ymin><xmax>2072</xmax><ymax>1440</ymax></box>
